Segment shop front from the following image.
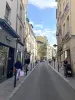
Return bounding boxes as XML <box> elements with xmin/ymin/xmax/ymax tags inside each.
<box><xmin>63</xmin><ymin>42</ymin><xmax>71</xmax><ymax>65</ymax></box>
<box><xmin>0</xmin><ymin>45</ymin><xmax>9</xmax><ymax>80</ymax></box>
<box><xmin>0</xmin><ymin>19</ymin><xmax>20</xmax><ymax>81</ymax></box>
<box><xmin>17</xmin><ymin>40</ymin><xmax>24</xmax><ymax>64</ymax></box>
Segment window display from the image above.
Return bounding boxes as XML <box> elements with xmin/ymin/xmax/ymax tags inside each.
<box><xmin>0</xmin><ymin>45</ymin><xmax>9</xmax><ymax>79</ymax></box>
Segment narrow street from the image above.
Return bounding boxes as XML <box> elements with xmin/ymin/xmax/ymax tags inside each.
<box><xmin>10</xmin><ymin>62</ymin><xmax>75</xmax><ymax>100</ymax></box>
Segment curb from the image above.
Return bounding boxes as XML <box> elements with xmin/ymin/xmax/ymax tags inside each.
<box><xmin>48</xmin><ymin>63</ymin><xmax>75</xmax><ymax>91</ymax></box>
<box><xmin>6</xmin><ymin>64</ymin><xmax>38</xmax><ymax>100</ymax></box>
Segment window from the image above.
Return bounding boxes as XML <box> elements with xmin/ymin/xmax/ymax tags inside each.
<box><xmin>19</xmin><ymin>26</ymin><xmax>22</xmax><ymax>39</ymax></box>
<box><xmin>20</xmin><ymin>4</ymin><xmax>22</xmax><ymax>20</ymax></box>
<box><xmin>63</xmin><ymin>23</ymin><xmax>65</xmax><ymax>36</ymax></box>
<box><xmin>66</xmin><ymin>0</ymin><xmax>69</xmax><ymax>4</ymax></box>
<box><xmin>66</xmin><ymin>16</ymin><xmax>69</xmax><ymax>32</ymax></box>
<box><xmin>5</xmin><ymin>3</ymin><xmax>11</xmax><ymax>21</ymax></box>
<box><xmin>63</xmin><ymin>2</ymin><xmax>65</xmax><ymax>12</ymax></box>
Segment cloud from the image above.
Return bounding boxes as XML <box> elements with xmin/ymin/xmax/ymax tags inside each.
<box><xmin>29</xmin><ymin>21</ymin><xmax>34</xmax><ymax>25</ymax></box>
<box><xmin>35</xmin><ymin>24</ymin><xmax>43</xmax><ymax>28</ymax></box>
<box><xmin>33</xmin><ymin>28</ymin><xmax>56</xmax><ymax>44</ymax></box>
<box><xmin>29</xmin><ymin>21</ymin><xmax>56</xmax><ymax>44</ymax></box>
<box><xmin>33</xmin><ymin>29</ymin><xmax>42</xmax><ymax>34</ymax></box>
<box><xmin>29</xmin><ymin>21</ymin><xmax>43</xmax><ymax>29</ymax></box>
<box><xmin>28</xmin><ymin>0</ymin><xmax>57</xmax><ymax>9</ymax></box>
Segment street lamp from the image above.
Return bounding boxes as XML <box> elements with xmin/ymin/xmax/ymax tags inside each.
<box><xmin>53</xmin><ymin>44</ymin><xmax>58</xmax><ymax>47</ymax></box>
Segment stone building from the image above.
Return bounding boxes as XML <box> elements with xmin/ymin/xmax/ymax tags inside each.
<box><xmin>47</xmin><ymin>44</ymin><xmax>57</xmax><ymax>60</ymax></box>
<box><xmin>56</xmin><ymin>0</ymin><xmax>75</xmax><ymax>74</ymax></box>
<box><xmin>0</xmin><ymin>0</ymin><xmax>27</xmax><ymax>80</ymax></box>
<box><xmin>25</xmin><ymin>19</ymin><xmax>37</xmax><ymax>67</ymax></box>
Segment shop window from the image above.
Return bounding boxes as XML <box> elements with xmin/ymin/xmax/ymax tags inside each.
<box><xmin>0</xmin><ymin>46</ymin><xmax>9</xmax><ymax>78</ymax></box>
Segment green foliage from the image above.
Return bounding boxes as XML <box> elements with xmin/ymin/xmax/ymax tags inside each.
<box><xmin>38</xmin><ymin>43</ymin><xmax>47</xmax><ymax>58</ymax></box>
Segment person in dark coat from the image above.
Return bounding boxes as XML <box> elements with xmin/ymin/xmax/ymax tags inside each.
<box><xmin>63</xmin><ymin>59</ymin><xmax>68</xmax><ymax>77</ymax></box>
<box><xmin>14</xmin><ymin>61</ymin><xmax>22</xmax><ymax>80</ymax></box>
<box><xmin>24</xmin><ymin>58</ymin><xmax>30</xmax><ymax>75</ymax></box>
<box><xmin>64</xmin><ymin>60</ymin><xmax>68</xmax><ymax>65</ymax></box>
<box><xmin>14</xmin><ymin>61</ymin><xmax>22</xmax><ymax>70</ymax></box>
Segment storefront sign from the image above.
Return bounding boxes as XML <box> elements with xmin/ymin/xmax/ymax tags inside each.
<box><xmin>6</xmin><ymin>36</ymin><xmax>12</xmax><ymax>42</ymax></box>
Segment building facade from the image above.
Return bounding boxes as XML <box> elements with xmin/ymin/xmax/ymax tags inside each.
<box><xmin>0</xmin><ymin>0</ymin><xmax>27</xmax><ymax>80</ymax></box>
<box><xmin>47</xmin><ymin>44</ymin><xmax>52</xmax><ymax>60</ymax></box>
<box><xmin>16</xmin><ymin>0</ymin><xmax>27</xmax><ymax>63</ymax></box>
<box><xmin>47</xmin><ymin>44</ymin><xmax>57</xmax><ymax>60</ymax></box>
<box><xmin>56</xmin><ymin>0</ymin><xmax>75</xmax><ymax>74</ymax></box>
<box><xmin>25</xmin><ymin>20</ymin><xmax>37</xmax><ymax>67</ymax></box>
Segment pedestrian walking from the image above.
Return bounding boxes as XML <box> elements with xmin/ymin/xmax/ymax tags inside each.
<box><xmin>63</xmin><ymin>59</ymin><xmax>68</xmax><ymax>77</ymax></box>
<box><xmin>24</xmin><ymin>57</ymin><xmax>30</xmax><ymax>76</ymax></box>
<box><xmin>14</xmin><ymin>60</ymin><xmax>22</xmax><ymax>80</ymax></box>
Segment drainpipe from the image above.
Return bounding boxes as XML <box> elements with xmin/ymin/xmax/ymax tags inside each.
<box><xmin>15</xmin><ymin>0</ymin><xmax>18</xmax><ymax>62</ymax></box>
<box><xmin>16</xmin><ymin>0</ymin><xmax>18</xmax><ymax>33</ymax></box>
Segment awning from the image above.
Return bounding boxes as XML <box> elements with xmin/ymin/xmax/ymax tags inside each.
<box><xmin>0</xmin><ymin>18</ymin><xmax>20</xmax><ymax>38</ymax></box>
<box><xmin>17</xmin><ymin>39</ymin><xmax>24</xmax><ymax>46</ymax></box>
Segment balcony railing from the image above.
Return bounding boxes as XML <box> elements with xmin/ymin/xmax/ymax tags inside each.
<box><xmin>62</xmin><ymin>29</ymin><xmax>71</xmax><ymax>43</ymax></box>
<box><xmin>60</xmin><ymin>3</ymin><xmax>70</xmax><ymax>21</ymax></box>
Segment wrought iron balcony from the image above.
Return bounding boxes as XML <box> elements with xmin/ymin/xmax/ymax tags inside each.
<box><xmin>60</xmin><ymin>3</ymin><xmax>70</xmax><ymax>21</ymax></box>
<box><xmin>62</xmin><ymin>29</ymin><xmax>71</xmax><ymax>43</ymax></box>
<box><xmin>57</xmin><ymin>44</ymin><xmax>63</xmax><ymax>55</ymax></box>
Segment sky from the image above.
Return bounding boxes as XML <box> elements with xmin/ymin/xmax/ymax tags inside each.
<box><xmin>27</xmin><ymin>0</ymin><xmax>57</xmax><ymax>45</ymax></box>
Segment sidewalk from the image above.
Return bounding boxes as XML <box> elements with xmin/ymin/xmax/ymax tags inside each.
<box><xmin>0</xmin><ymin>64</ymin><xmax>35</xmax><ymax>100</ymax></box>
<box><xmin>51</xmin><ymin>61</ymin><xmax>75</xmax><ymax>90</ymax></box>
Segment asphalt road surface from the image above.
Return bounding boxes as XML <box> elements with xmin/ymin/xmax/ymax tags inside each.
<box><xmin>10</xmin><ymin>62</ymin><xmax>75</xmax><ymax>100</ymax></box>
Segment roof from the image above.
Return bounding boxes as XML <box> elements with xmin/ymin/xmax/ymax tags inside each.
<box><xmin>0</xmin><ymin>18</ymin><xmax>20</xmax><ymax>38</ymax></box>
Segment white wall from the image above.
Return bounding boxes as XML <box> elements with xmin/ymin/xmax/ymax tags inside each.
<box><xmin>0</xmin><ymin>0</ymin><xmax>17</xmax><ymax>31</ymax></box>
<box><xmin>47</xmin><ymin>45</ymin><xmax>53</xmax><ymax>60</ymax></box>
<box><xmin>0</xmin><ymin>0</ymin><xmax>6</xmax><ymax>18</ymax></box>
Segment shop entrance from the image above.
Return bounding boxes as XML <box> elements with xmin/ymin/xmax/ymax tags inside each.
<box><xmin>64</xmin><ymin>49</ymin><xmax>71</xmax><ymax>64</ymax></box>
<box><xmin>67</xmin><ymin>49</ymin><xmax>71</xmax><ymax>64</ymax></box>
<box><xmin>7</xmin><ymin>47</ymin><xmax>14</xmax><ymax>78</ymax></box>
<box><xmin>0</xmin><ymin>45</ymin><xmax>9</xmax><ymax>81</ymax></box>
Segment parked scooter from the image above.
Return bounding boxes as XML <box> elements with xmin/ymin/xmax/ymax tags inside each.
<box><xmin>64</xmin><ymin>63</ymin><xmax>72</xmax><ymax>77</ymax></box>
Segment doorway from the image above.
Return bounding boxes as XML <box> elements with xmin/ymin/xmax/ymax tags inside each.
<box><xmin>7</xmin><ymin>47</ymin><xmax>14</xmax><ymax>78</ymax></box>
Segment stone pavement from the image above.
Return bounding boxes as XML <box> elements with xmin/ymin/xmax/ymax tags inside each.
<box><xmin>0</xmin><ymin>64</ymin><xmax>35</xmax><ymax>100</ymax></box>
<box><xmin>51</xmin><ymin>61</ymin><xmax>75</xmax><ymax>90</ymax></box>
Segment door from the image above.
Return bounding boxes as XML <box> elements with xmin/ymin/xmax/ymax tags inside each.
<box><xmin>7</xmin><ymin>47</ymin><xmax>14</xmax><ymax>78</ymax></box>
<box><xmin>0</xmin><ymin>45</ymin><xmax>9</xmax><ymax>80</ymax></box>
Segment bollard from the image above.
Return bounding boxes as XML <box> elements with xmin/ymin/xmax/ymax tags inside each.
<box><xmin>54</xmin><ymin>61</ymin><xmax>55</xmax><ymax>69</ymax></box>
<box><xmin>14</xmin><ymin>68</ymin><xmax>17</xmax><ymax>87</ymax></box>
<box><xmin>58</xmin><ymin>64</ymin><xmax>59</xmax><ymax>72</ymax></box>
